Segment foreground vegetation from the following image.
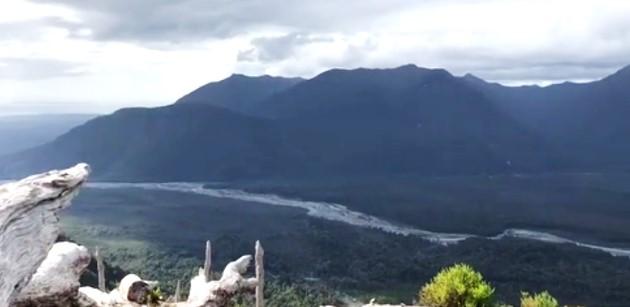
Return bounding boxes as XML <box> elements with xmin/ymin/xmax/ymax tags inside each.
<box><xmin>419</xmin><ymin>264</ymin><xmax>495</xmax><ymax>307</ymax></box>
<box><xmin>81</xmin><ymin>257</ymin><xmax>565</xmax><ymax>307</ymax></box>
<box><xmin>417</xmin><ymin>264</ymin><xmax>561</xmax><ymax>307</ymax></box>
<box><xmin>519</xmin><ymin>291</ymin><xmax>558</xmax><ymax>307</ymax></box>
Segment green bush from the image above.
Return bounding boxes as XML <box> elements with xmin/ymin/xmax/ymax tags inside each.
<box><xmin>146</xmin><ymin>287</ymin><xmax>164</xmax><ymax>307</ymax></box>
<box><xmin>520</xmin><ymin>291</ymin><xmax>558</xmax><ymax>307</ymax></box>
<box><xmin>419</xmin><ymin>263</ymin><xmax>495</xmax><ymax>307</ymax></box>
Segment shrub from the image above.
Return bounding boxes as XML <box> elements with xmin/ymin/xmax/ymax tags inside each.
<box><xmin>520</xmin><ymin>291</ymin><xmax>558</xmax><ymax>307</ymax></box>
<box><xmin>419</xmin><ymin>263</ymin><xmax>495</xmax><ymax>307</ymax></box>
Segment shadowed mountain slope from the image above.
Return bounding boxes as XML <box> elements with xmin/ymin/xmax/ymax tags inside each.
<box><xmin>176</xmin><ymin>74</ymin><xmax>303</xmax><ymax>115</ymax></box>
<box><xmin>2</xmin><ymin>65</ymin><xmax>629</xmax><ymax>180</ymax></box>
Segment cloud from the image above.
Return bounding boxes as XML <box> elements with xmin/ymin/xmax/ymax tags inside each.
<box><xmin>0</xmin><ymin>17</ymin><xmax>78</xmax><ymax>40</ymax></box>
<box><xmin>0</xmin><ymin>58</ymin><xmax>86</xmax><ymax>80</ymax></box>
<box><xmin>2</xmin><ymin>0</ymin><xmax>630</xmax><ymax>113</ymax></box>
<box><xmin>238</xmin><ymin>33</ymin><xmax>335</xmax><ymax>62</ymax></box>
<box><xmin>22</xmin><ymin>0</ymin><xmax>630</xmax><ymax>79</ymax></box>
<box><xmin>31</xmin><ymin>0</ymin><xmax>417</xmax><ymax>43</ymax></box>
<box><xmin>233</xmin><ymin>0</ymin><xmax>630</xmax><ymax>83</ymax></box>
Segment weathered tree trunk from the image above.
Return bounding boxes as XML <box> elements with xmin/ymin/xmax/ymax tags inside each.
<box><xmin>95</xmin><ymin>247</ymin><xmax>106</xmax><ymax>292</ymax></box>
<box><xmin>0</xmin><ymin>163</ymin><xmax>90</xmax><ymax>306</ymax></box>
<box><xmin>204</xmin><ymin>240</ymin><xmax>212</xmax><ymax>282</ymax></box>
<box><xmin>80</xmin><ymin>255</ymin><xmax>258</xmax><ymax>307</ymax></box>
<box><xmin>12</xmin><ymin>242</ymin><xmax>91</xmax><ymax>306</ymax></box>
<box><xmin>255</xmin><ymin>241</ymin><xmax>264</xmax><ymax>307</ymax></box>
<box><xmin>186</xmin><ymin>255</ymin><xmax>258</xmax><ymax>307</ymax></box>
<box><xmin>174</xmin><ymin>280</ymin><xmax>181</xmax><ymax>302</ymax></box>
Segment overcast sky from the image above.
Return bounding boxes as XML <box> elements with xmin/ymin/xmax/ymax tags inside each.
<box><xmin>1</xmin><ymin>0</ymin><xmax>629</xmax><ymax>114</ymax></box>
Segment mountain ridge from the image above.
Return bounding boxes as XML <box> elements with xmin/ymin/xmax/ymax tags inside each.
<box><xmin>2</xmin><ymin>64</ymin><xmax>629</xmax><ymax>180</ymax></box>
<box><xmin>175</xmin><ymin>74</ymin><xmax>303</xmax><ymax>115</ymax></box>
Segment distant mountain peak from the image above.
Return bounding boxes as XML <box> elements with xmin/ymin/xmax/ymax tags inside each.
<box><xmin>226</xmin><ymin>73</ymin><xmax>255</xmax><ymax>80</ymax></box>
<box><xmin>228</xmin><ymin>73</ymin><xmax>303</xmax><ymax>82</ymax></box>
<box><xmin>395</xmin><ymin>63</ymin><xmax>420</xmax><ymax>70</ymax></box>
<box><xmin>600</xmin><ymin>64</ymin><xmax>630</xmax><ymax>84</ymax></box>
<box><xmin>397</xmin><ymin>65</ymin><xmax>456</xmax><ymax>81</ymax></box>
<box><xmin>613</xmin><ymin>64</ymin><xmax>630</xmax><ymax>77</ymax></box>
<box><xmin>393</xmin><ymin>64</ymin><xmax>453</xmax><ymax>75</ymax></box>
<box><xmin>175</xmin><ymin>73</ymin><xmax>303</xmax><ymax>114</ymax></box>
<box><xmin>310</xmin><ymin>64</ymin><xmax>455</xmax><ymax>83</ymax></box>
<box><xmin>463</xmin><ymin>73</ymin><xmax>483</xmax><ymax>81</ymax></box>
<box><xmin>461</xmin><ymin>73</ymin><xmax>492</xmax><ymax>87</ymax></box>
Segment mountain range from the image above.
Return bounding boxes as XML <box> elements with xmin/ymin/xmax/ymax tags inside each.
<box><xmin>2</xmin><ymin>64</ymin><xmax>629</xmax><ymax>181</ymax></box>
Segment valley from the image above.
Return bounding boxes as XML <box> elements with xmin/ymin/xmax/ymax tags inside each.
<box><xmin>61</xmin><ymin>173</ymin><xmax>630</xmax><ymax>306</ymax></box>
<box><xmin>226</xmin><ymin>173</ymin><xmax>630</xmax><ymax>246</ymax></box>
<box><xmin>86</xmin><ymin>180</ymin><xmax>630</xmax><ymax>255</ymax></box>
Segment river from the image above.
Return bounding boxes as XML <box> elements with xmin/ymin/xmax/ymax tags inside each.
<box><xmin>85</xmin><ymin>182</ymin><xmax>630</xmax><ymax>258</ymax></box>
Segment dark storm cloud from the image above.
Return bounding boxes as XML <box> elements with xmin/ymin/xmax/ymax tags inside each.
<box><xmin>0</xmin><ymin>58</ymin><xmax>85</xmax><ymax>80</ymax></box>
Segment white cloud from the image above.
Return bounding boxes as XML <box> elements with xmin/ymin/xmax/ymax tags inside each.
<box><xmin>235</xmin><ymin>0</ymin><xmax>630</xmax><ymax>83</ymax></box>
<box><xmin>0</xmin><ymin>0</ymin><xmax>78</xmax><ymax>23</ymax></box>
<box><xmin>1</xmin><ymin>0</ymin><xmax>630</xmax><ymax>114</ymax></box>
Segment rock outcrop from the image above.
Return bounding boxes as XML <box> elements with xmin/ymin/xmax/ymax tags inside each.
<box><xmin>0</xmin><ymin>163</ymin><xmax>90</xmax><ymax>306</ymax></box>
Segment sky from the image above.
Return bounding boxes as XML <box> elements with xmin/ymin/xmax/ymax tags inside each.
<box><xmin>1</xmin><ymin>0</ymin><xmax>630</xmax><ymax>115</ymax></box>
